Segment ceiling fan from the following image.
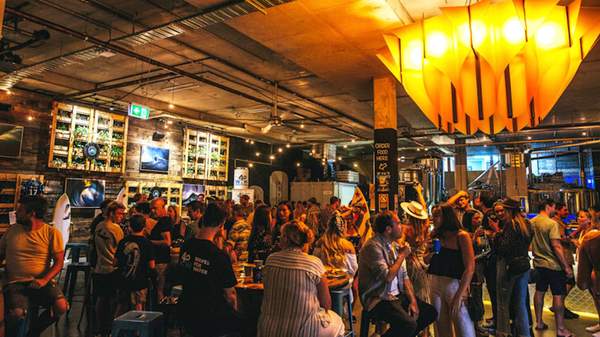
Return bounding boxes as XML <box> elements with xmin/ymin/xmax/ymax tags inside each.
<box><xmin>234</xmin><ymin>82</ymin><xmax>308</xmax><ymax>133</ymax></box>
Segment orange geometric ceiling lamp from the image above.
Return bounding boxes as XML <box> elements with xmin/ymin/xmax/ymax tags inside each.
<box><xmin>377</xmin><ymin>0</ymin><xmax>600</xmax><ymax>135</ymax></box>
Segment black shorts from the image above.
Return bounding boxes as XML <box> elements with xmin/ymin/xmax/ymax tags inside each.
<box><xmin>4</xmin><ymin>281</ymin><xmax>64</xmax><ymax>312</ymax></box>
<box><xmin>92</xmin><ymin>273</ymin><xmax>117</xmax><ymax>297</ymax></box>
<box><xmin>535</xmin><ymin>267</ymin><xmax>567</xmax><ymax>295</ymax></box>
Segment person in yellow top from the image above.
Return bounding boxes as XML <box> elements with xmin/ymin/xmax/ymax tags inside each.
<box><xmin>0</xmin><ymin>195</ymin><xmax>69</xmax><ymax>337</ymax></box>
<box><xmin>228</xmin><ymin>205</ymin><xmax>251</xmax><ymax>261</ymax></box>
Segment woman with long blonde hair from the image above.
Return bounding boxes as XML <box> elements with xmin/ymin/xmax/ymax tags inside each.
<box><xmin>313</xmin><ymin>213</ymin><xmax>357</xmax><ymax>279</ymax></box>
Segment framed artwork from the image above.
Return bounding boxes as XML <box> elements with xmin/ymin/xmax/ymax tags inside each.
<box><xmin>182</xmin><ymin>184</ymin><xmax>205</xmax><ymax>206</ymax></box>
<box><xmin>65</xmin><ymin>178</ymin><xmax>105</xmax><ymax>208</ymax></box>
<box><xmin>0</xmin><ymin>123</ymin><xmax>24</xmax><ymax>158</ymax></box>
<box><xmin>140</xmin><ymin>145</ymin><xmax>170</xmax><ymax>173</ymax></box>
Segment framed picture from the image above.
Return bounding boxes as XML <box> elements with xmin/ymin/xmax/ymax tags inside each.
<box><xmin>183</xmin><ymin>184</ymin><xmax>205</xmax><ymax>206</ymax></box>
<box><xmin>65</xmin><ymin>178</ymin><xmax>105</xmax><ymax>208</ymax></box>
<box><xmin>140</xmin><ymin>145</ymin><xmax>170</xmax><ymax>173</ymax></box>
<box><xmin>0</xmin><ymin>123</ymin><xmax>24</xmax><ymax>158</ymax></box>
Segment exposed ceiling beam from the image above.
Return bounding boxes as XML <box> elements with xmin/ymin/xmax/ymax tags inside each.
<box><xmin>7</xmin><ymin>7</ymin><xmax>366</xmax><ymax>139</ymax></box>
<box><xmin>69</xmin><ymin>0</ymin><xmax>375</xmax><ymax>131</ymax></box>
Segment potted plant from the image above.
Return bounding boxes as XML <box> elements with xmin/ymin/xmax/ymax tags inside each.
<box><xmin>74</xmin><ymin>126</ymin><xmax>88</xmax><ymax>139</ymax></box>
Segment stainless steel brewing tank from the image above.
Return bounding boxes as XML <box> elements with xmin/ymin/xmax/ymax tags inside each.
<box><xmin>560</xmin><ymin>188</ymin><xmax>598</xmax><ymax>214</ymax></box>
<box><xmin>398</xmin><ymin>157</ymin><xmax>443</xmax><ymax>206</ymax></box>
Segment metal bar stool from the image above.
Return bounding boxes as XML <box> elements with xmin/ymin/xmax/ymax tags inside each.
<box><xmin>112</xmin><ymin>311</ymin><xmax>165</xmax><ymax>337</ymax></box>
<box><xmin>330</xmin><ymin>288</ymin><xmax>355</xmax><ymax>337</ymax></box>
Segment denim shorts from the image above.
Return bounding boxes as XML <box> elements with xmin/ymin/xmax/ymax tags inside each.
<box><xmin>4</xmin><ymin>280</ymin><xmax>64</xmax><ymax>312</ymax></box>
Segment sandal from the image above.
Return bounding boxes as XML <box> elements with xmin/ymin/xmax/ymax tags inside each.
<box><xmin>535</xmin><ymin>323</ymin><xmax>548</xmax><ymax>331</ymax></box>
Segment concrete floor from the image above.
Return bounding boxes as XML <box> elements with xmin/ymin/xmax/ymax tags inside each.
<box><xmin>38</xmin><ymin>272</ymin><xmax>599</xmax><ymax>337</ymax></box>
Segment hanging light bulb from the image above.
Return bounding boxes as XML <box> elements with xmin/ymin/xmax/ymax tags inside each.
<box><xmin>286</xmin><ymin>143</ymin><xmax>291</xmax><ymax>148</ymax></box>
<box><xmin>277</xmin><ymin>147</ymin><xmax>283</xmax><ymax>153</ymax></box>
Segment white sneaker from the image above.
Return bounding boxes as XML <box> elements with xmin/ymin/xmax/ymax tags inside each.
<box><xmin>587</xmin><ymin>324</ymin><xmax>600</xmax><ymax>333</ymax></box>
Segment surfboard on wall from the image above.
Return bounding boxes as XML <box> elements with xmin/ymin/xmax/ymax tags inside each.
<box><xmin>52</xmin><ymin>193</ymin><xmax>71</xmax><ymax>249</ymax></box>
<box><xmin>116</xmin><ymin>187</ymin><xmax>126</xmax><ymax>205</ymax></box>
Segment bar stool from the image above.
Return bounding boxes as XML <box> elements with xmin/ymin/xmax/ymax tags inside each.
<box><xmin>330</xmin><ymin>288</ymin><xmax>355</xmax><ymax>337</ymax></box>
<box><xmin>359</xmin><ymin>308</ymin><xmax>376</xmax><ymax>337</ymax></box>
<box><xmin>62</xmin><ymin>262</ymin><xmax>91</xmax><ymax>316</ymax></box>
<box><xmin>65</xmin><ymin>242</ymin><xmax>88</xmax><ymax>263</ymax></box>
<box><xmin>111</xmin><ymin>311</ymin><xmax>165</xmax><ymax>337</ymax></box>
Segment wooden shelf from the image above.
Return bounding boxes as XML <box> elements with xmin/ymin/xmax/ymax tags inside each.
<box><xmin>124</xmin><ymin>180</ymin><xmax>182</xmax><ymax>210</ymax></box>
<box><xmin>0</xmin><ymin>174</ymin><xmax>44</xmax><ymax>235</ymax></box>
<box><xmin>182</xmin><ymin>128</ymin><xmax>229</xmax><ymax>181</ymax></box>
<box><xmin>48</xmin><ymin>102</ymin><xmax>128</xmax><ymax>173</ymax></box>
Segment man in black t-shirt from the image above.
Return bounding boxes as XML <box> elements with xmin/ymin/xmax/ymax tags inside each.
<box><xmin>178</xmin><ymin>203</ymin><xmax>239</xmax><ymax>337</ymax></box>
<box><xmin>115</xmin><ymin>214</ymin><xmax>155</xmax><ymax>313</ymax></box>
<box><xmin>149</xmin><ymin>198</ymin><xmax>173</xmax><ymax>302</ymax></box>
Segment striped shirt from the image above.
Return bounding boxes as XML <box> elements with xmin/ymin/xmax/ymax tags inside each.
<box><xmin>257</xmin><ymin>249</ymin><xmax>326</xmax><ymax>337</ymax></box>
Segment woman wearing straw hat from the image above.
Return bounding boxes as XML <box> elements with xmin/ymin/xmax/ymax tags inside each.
<box><xmin>401</xmin><ymin>200</ymin><xmax>431</xmax><ymax>306</ymax></box>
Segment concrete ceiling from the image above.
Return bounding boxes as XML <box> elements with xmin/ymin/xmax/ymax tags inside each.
<box><xmin>1</xmin><ymin>0</ymin><xmax>600</xmax><ymax>154</ymax></box>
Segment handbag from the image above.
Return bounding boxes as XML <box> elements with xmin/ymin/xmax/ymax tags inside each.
<box><xmin>467</xmin><ymin>282</ymin><xmax>484</xmax><ymax>321</ymax></box>
<box><xmin>507</xmin><ymin>256</ymin><xmax>530</xmax><ymax>276</ymax></box>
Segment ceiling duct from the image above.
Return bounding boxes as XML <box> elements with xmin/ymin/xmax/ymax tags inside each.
<box><xmin>0</xmin><ymin>0</ymin><xmax>292</xmax><ymax>90</ymax></box>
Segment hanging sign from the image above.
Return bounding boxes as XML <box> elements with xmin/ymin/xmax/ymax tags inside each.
<box><xmin>128</xmin><ymin>103</ymin><xmax>150</xmax><ymax>119</ymax></box>
<box><xmin>374</xmin><ymin>128</ymin><xmax>398</xmax><ymax>211</ymax></box>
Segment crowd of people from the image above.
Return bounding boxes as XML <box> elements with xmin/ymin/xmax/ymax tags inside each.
<box><xmin>0</xmin><ymin>187</ymin><xmax>599</xmax><ymax>337</ymax></box>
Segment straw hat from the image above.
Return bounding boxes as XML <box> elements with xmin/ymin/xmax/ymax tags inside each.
<box><xmin>400</xmin><ymin>201</ymin><xmax>429</xmax><ymax>220</ymax></box>
<box><xmin>498</xmin><ymin>198</ymin><xmax>521</xmax><ymax>210</ymax></box>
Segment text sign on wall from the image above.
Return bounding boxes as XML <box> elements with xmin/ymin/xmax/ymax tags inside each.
<box><xmin>128</xmin><ymin>103</ymin><xmax>150</xmax><ymax>119</ymax></box>
<box><xmin>374</xmin><ymin>128</ymin><xmax>398</xmax><ymax>211</ymax></box>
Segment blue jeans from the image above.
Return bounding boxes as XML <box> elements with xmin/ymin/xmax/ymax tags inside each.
<box><xmin>496</xmin><ymin>258</ymin><xmax>531</xmax><ymax>337</ymax></box>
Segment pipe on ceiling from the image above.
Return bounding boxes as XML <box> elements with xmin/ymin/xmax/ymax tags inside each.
<box><xmin>15</xmin><ymin>1</ymin><xmax>373</xmax><ymax>136</ymax></box>
<box><xmin>528</xmin><ymin>139</ymin><xmax>600</xmax><ymax>153</ymax></box>
<box><xmin>6</xmin><ymin>7</ymin><xmax>362</xmax><ymax>139</ymax></box>
<box><xmin>150</xmin><ymin>113</ymin><xmax>292</xmax><ymax>143</ymax></box>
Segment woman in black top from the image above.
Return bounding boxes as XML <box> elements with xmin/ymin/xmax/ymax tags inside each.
<box><xmin>271</xmin><ymin>202</ymin><xmax>293</xmax><ymax>252</ymax></box>
<box><xmin>493</xmin><ymin>198</ymin><xmax>533</xmax><ymax>337</ymax></box>
<box><xmin>427</xmin><ymin>204</ymin><xmax>476</xmax><ymax>337</ymax></box>
<box><xmin>247</xmin><ymin>205</ymin><xmax>273</xmax><ymax>262</ymax></box>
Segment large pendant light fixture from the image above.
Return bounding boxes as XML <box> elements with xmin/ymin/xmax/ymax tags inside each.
<box><xmin>377</xmin><ymin>0</ymin><xmax>600</xmax><ymax>135</ymax></box>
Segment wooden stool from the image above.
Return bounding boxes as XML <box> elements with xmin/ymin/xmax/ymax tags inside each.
<box><xmin>112</xmin><ymin>311</ymin><xmax>165</xmax><ymax>337</ymax></box>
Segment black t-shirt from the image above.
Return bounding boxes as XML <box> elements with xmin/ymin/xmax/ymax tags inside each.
<box><xmin>115</xmin><ymin>235</ymin><xmax>155</xmax><ymax>290</ymax></box>
<box><xmin>178</xmin><ymin>239</ymin><xmax>237</xmax><ymax>326</ymax></box>
<box><xmin>150</xmin><ymin>216</ymin><xmax>173</xmax><ymax>263</ymax></box>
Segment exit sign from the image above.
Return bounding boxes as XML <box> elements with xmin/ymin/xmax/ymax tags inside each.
<box><xmin>128</xmin><ymin>103</ymin><xmax>150</xmax><ymax>119</ymax></box>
